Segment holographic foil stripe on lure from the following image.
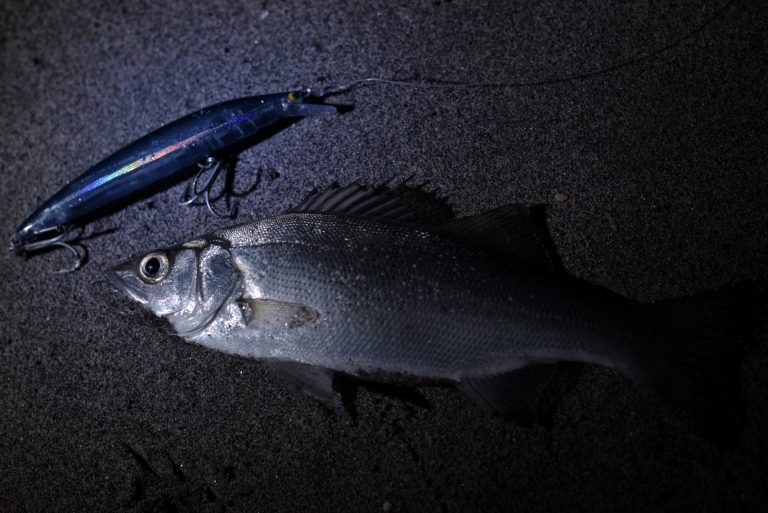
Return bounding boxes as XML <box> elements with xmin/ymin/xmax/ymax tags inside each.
<box><xmin>72</xmin><ymin>107</ymin><xmax>267</xmax><ymax>200</ymax></box>
<box><xmin>11</xmin><ymin>90</ymin><xmax>337</xmax><ymax>271</ymax></box>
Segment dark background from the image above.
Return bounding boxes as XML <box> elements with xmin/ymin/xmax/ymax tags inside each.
<box><xmin>1</xmin><ymin>1</ymin><xmax>767</xmax><ymax>511</ymax></box>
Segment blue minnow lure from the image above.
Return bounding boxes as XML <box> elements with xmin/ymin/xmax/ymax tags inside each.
<box><xmin>10</xmin><ymin>90</ymin><xmax>335</xmax><ymax>270</ymax></box>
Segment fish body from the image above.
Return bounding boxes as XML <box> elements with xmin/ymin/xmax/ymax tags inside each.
<box><xmin>175</xmin><ymin>214</ymin><xmax>640</xmax><ymax>379</ymax></box>
<box><xmin>110</xmin><ymin>186</ymin><xmax>745</xmax><ymax>425</ymax></box>
<box><xmin>11</xmin><ymin>91</ymin><xmax>335</xmax><ymax>257</ymax></box>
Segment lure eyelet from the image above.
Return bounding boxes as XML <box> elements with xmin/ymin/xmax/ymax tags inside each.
<box><xmin>138</xmin><ymin>252</ymin><xmax>170</xmax><ymax>284</ymax></box>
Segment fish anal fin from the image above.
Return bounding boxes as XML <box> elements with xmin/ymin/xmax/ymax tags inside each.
<box><xmin>237</xmin><ymin>297</ymin><xmax>319</xmax><ymax>329</ymax></box>
<box><xmin>459</xmin><ymin>363</ymin><xmax>557</xmax><ymax>423</ymax></box>
<box><xmin>438</xmin><ymin>206</ymin><xmax>556</xmax><ymax>274</ymax></box>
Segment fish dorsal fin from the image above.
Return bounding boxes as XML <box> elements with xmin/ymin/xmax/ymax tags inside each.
<box><xmin>436</xmin><ymin>205</ymin><xmax>557</xmax><ymax>274</ymax></box>
<box><xmin>291</xmin><ymin>184</ymin><xmax>413</xmax><ymax>222</ymax></box>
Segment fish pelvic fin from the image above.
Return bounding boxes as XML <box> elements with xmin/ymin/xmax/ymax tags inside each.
<box><xmin>635</xmin><ymin>282</ymin><xmax>766</xmax><ymax>448</ymax></box>
<box><xmin>266</xmin><ymin>361</ymin><xmax>351</xmax><ymax>419</ymax></box>
<box><xmin>267</xmin><ymin>361</ymin><xmax>335</xmax><ymax>404</ymax></box>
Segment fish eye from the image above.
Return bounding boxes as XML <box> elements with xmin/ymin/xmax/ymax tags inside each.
<box><xmin>138</xmin><ymin>252</ymin><xmax>170</xmax><ymax>284</ymax></box>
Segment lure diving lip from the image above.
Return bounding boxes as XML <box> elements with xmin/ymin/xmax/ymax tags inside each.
<box><xmin>10</xmin><ymin>89</ymin><xmax>336</xmax><ymax>270</ymax></box>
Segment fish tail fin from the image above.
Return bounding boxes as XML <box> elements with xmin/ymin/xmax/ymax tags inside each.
<box><xmin>635</xmin><ymin>282</ymin><xmax>765</xmax><ymax>447</ymax></box>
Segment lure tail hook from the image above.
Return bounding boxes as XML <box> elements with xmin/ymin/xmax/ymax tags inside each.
<box><xmin>179</xmin><ymin>157</ymin><xmax>237</xmax><ymax>219</ymax></box>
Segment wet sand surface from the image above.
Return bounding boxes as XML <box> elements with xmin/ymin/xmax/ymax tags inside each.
<box><xmin>1</xmin><ymin>1</ymin><xmax>767</xmax><ymax>511</ymax></box>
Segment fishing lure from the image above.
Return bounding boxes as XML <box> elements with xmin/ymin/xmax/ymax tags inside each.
<box><xmin>9</xmin><ymin>79</ymin><xmax>504</xmax><ymax>272</ymax></box>
<box><xmin>10</xmin><ymin>90</ymin><xmax>336</xmax><ymax>271</ymax></box>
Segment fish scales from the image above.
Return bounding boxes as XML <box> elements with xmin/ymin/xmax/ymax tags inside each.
<box><xmin>182</xmin><ymin>213</ymin><xmax>641</xmax><ymax>379</ymax></box>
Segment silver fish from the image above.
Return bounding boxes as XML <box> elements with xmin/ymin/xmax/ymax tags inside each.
<box><xmin>109</xmin><ymin>185</ymin><xmax>742</xmax><ymax>423</ymax></box>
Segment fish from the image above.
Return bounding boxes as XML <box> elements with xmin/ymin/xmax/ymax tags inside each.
<box><xmin>109</xmin><ymin>184</ymin><xmax>753</xmax><ymax>437</ymax></box>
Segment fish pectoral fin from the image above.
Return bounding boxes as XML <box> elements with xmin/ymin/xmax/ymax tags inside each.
<box><xmin>458</xmin><ymin>363</ymin><xmax>557</xmax><ymax>423</ymax></box>
<box><xmin>437</xmin><ymin>205</ymin><xmax>557</xmax><ymax>274</ymax></box>
<box><xmin>238</xmin><ymin>297</ymin><xmax>320</xmax><ymax>329</ymax></box>
<box><xmin>266</xmin><ymin>361</ymin><xmax>339</xmax><ymax>409</ymax></box>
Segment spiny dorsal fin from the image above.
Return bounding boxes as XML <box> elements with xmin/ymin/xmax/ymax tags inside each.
<box><xmin>291</xmin><ymin>184</ymin><xmax>414</xmax><ymax>222</ymax></box>
<box><xmin>436</xmin><ymin>205</ymin><xmax>557</xmax><ymax>274</ymax></box>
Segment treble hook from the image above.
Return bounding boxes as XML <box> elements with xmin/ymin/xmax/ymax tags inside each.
<box><xmin>50</xmin><ymin>240</ymin><xmax>86</xmax><ymax>274</ymax></box>
<box><xmin>18</xmin><ymin>226</ymin><xmax>86</xmax><ymax>273</ymax></box>
<box><xmin>179</xmin><ymin>157</ymin><xmax>237</xmax><ymax>218</ymax></box>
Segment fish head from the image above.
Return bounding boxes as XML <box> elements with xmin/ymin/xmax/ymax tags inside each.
<box><xmin>108</xmin><ymin>245</ymin><xmax>198</xmax><ymax>315</ymax></box>
<box><xmin>108</xmin><ymin>240</ymin><xmax>241</xmax><ymax>336</ymax></box>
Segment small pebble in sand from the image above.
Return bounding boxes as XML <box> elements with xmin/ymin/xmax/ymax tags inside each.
<box><xmin>554</xmin><ymin>192</ymin><xmax>569</xmax><ymax>203</ymax></box>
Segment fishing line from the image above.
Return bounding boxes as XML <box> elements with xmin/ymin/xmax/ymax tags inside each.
<box><xmin>316</xmin><ymin>0</ymin><xmax>737</xmax><ymax>98</ymax></box>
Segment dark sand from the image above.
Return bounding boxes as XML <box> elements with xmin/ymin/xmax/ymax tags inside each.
<box><xmin>1</xmin><ymin>1</ymin><xmax>767</xmax><ymax>511</ymax></box>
